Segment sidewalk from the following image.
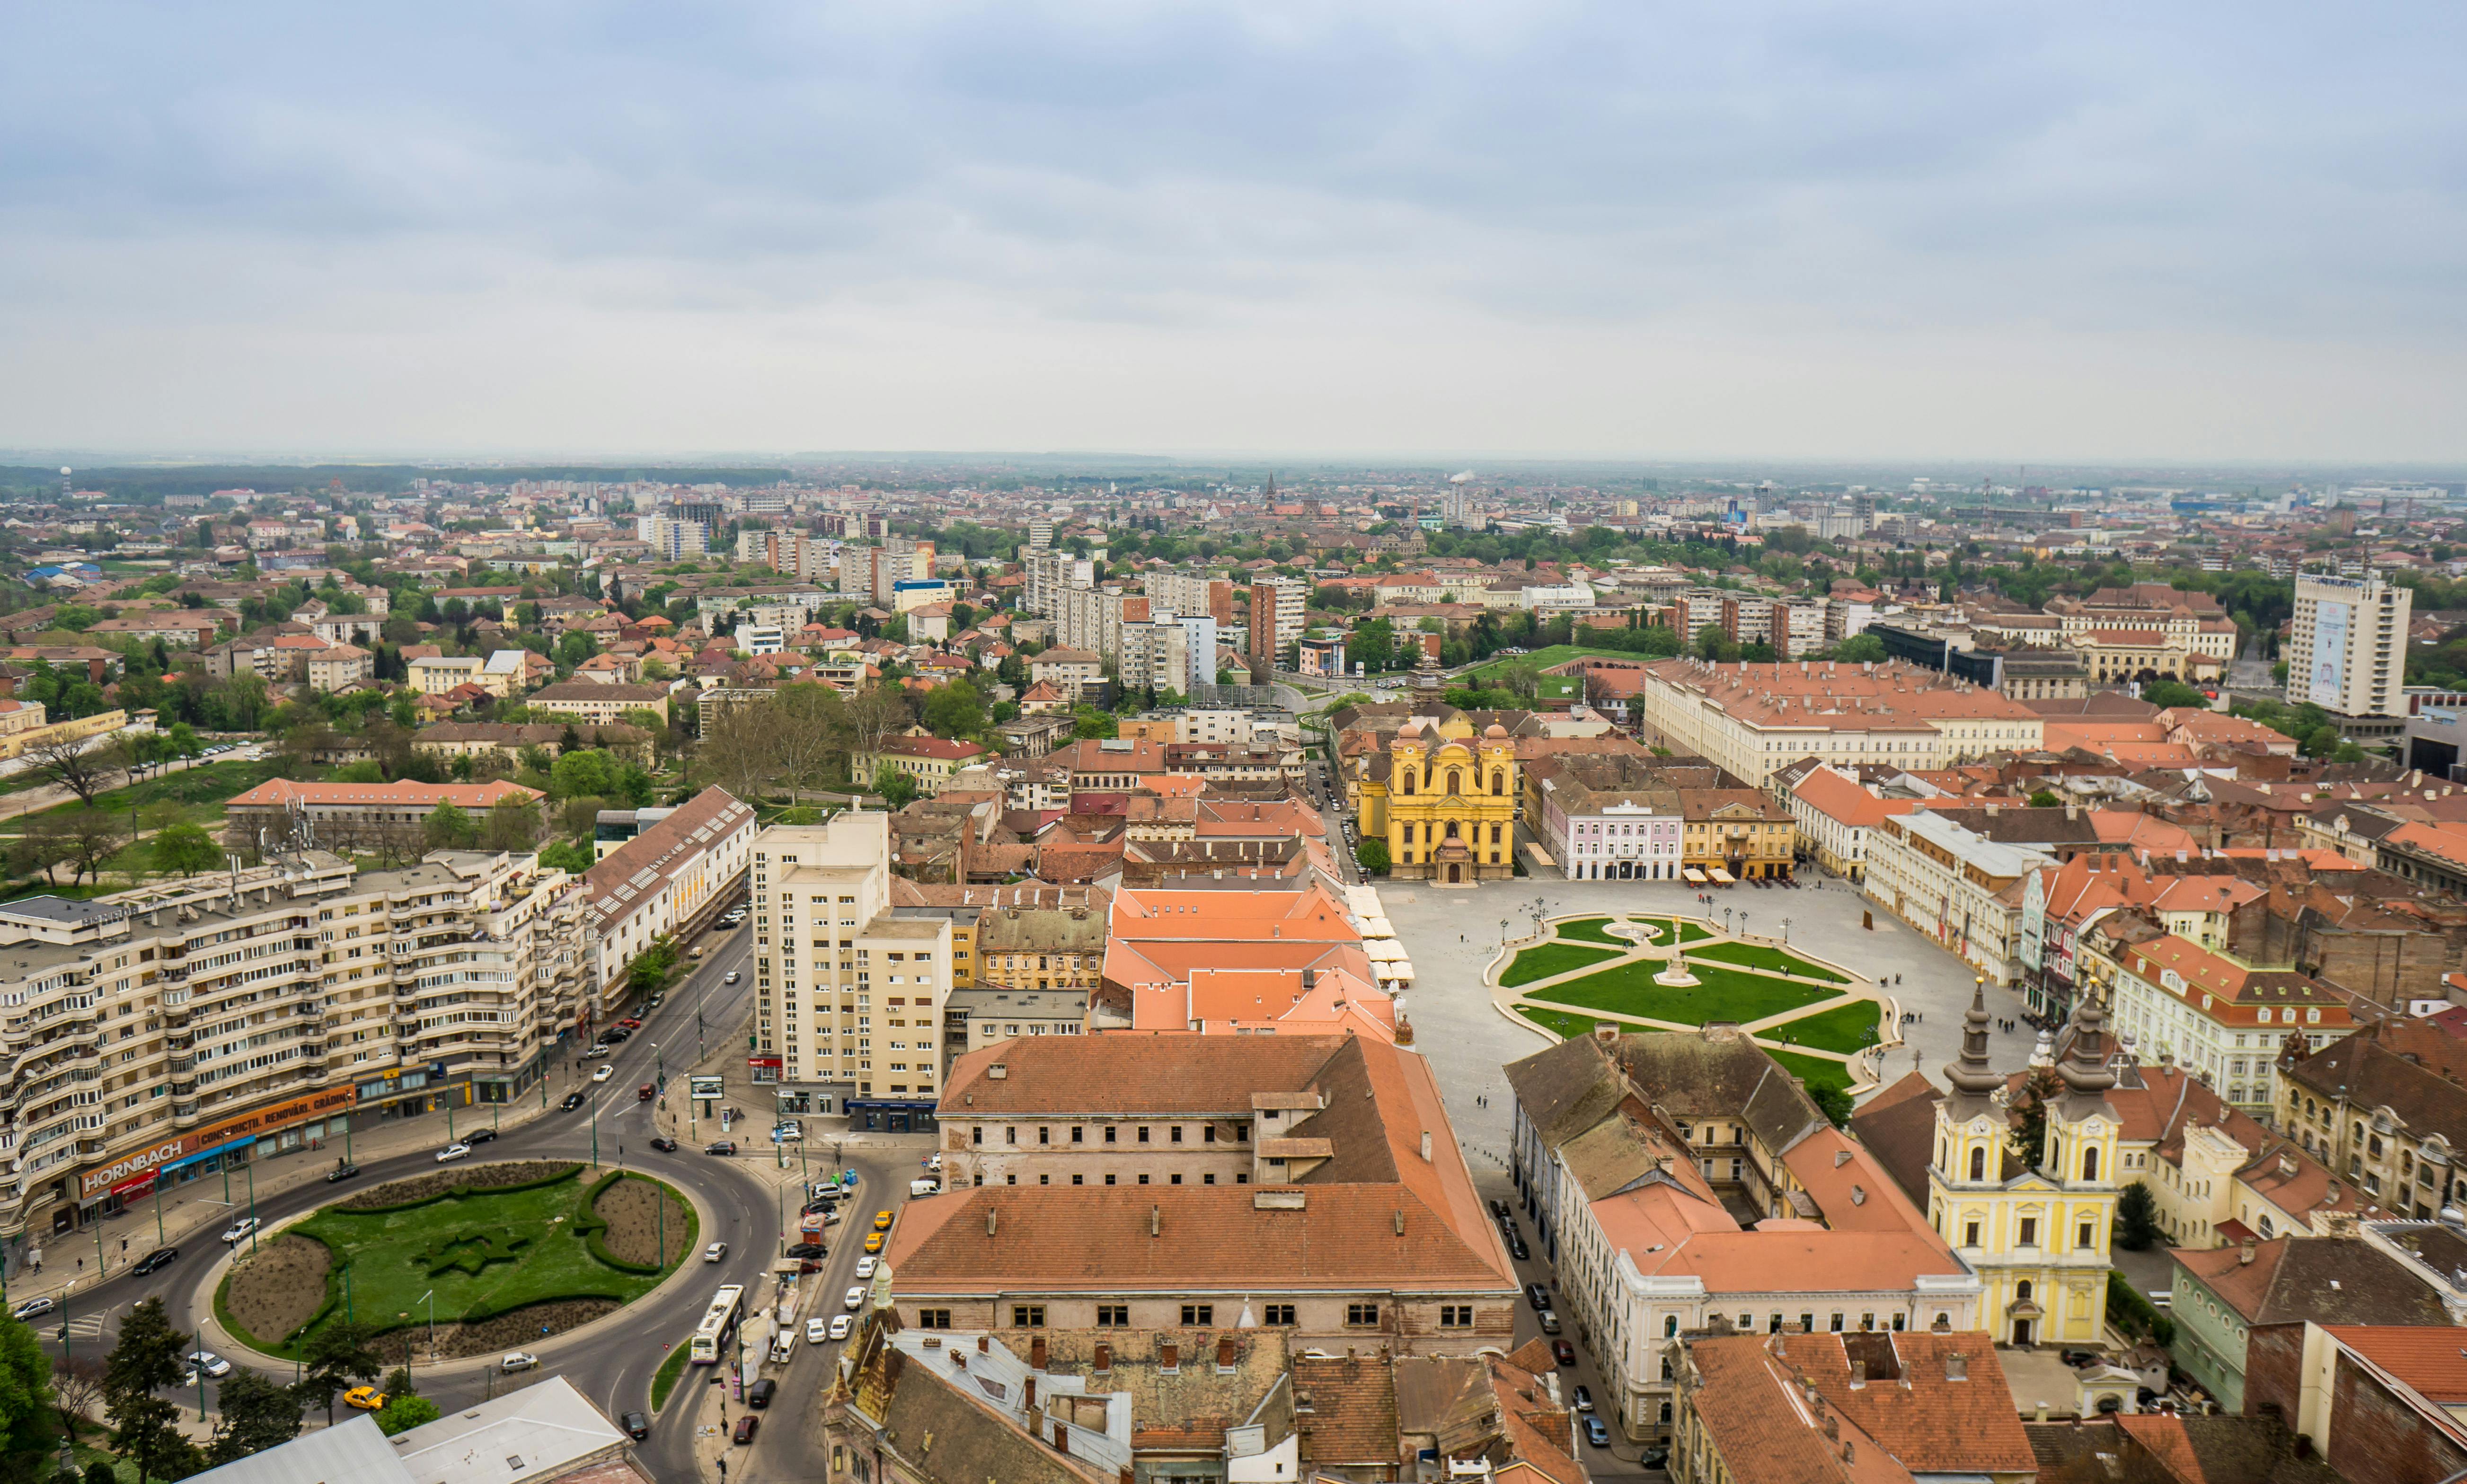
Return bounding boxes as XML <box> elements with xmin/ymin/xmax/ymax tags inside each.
<box><xmin>9</xmin><ymin>1068</ymin><xmax>568</xmax><ymax>1308</ymax></box>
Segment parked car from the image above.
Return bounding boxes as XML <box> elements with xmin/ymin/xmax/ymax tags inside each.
<box><xmin>619</xmin><ymin>1017</ymin><xmax>643</xmax><ymax>1029</ymax></box>
<box><xmin>9</xmin><ymin>1298</ymin><xmax>52</xmax><ymax>1321</ymax></box>
<box><xmin>602</xmin><ymin>1027</ymin><xmax>631</xmax><ymax>1042</ymax></box>
<box><xmin>221</xmin><ymin>1218</ymin><xmax>259</xmax><ymax>1244</ymax></box>
<box><xmin>704</xmin><ymin>1242</ymin><xmax>728</xmax><ymax>1263</ymax></box>
<box><xmin>785</xmin><ymin>1242</ymin><xmax>825</xmax><ymax>1259</ymax></box>
<box><xmin>562</xmin><ymin>1092</ymin><xmax>586</xmax><ymax>1110</ymax></box>
<box><xmin>829</xmin><ymin>1314</ymin><xmax>853</xmax><ymax>1341</ymax></box>
<box><xmin>2060</xmin><ymin>1349</ymin><xmax>2102</xmax><ymax>1368</ymax></box>
<box><xmin>1551</xmin><ymin>1340</ymin><xmax>1576</xmax><ymax>1368</ymax></box>
<box><xmin>436</xmin><ymin>1143</ymin><xmax>472</xmax><ymax>1163</ymax></box>
<box><xmin>775</xmin><ymin>1125</ymin><xmax>804</xmax><ymax>1142</ymax></box>
<box><xmin>1641</xmin><ymin>1445</ymin><xmax>1671</xmax><ymax>1470</ymax></box>
<box><xmin>646</xmin><ymin>994</ymin><xmax>665</xmax><ymax>1007</ymax></box>
<box><xmin>466</xmin><ymin>1128</ymin><xmax>497</xmax><ymax>1144</ymax></box>
<box><xmin>345</xmin><ymin>1387</ymin><xmax>387</xmax><ymax>1413</ymax></box>
<box><xmin>501</xmin><ymin>1352</ymin><xmax>538</xmax><ymax>1372</ymax></box>
<box><xmin>185</xmin><ymin>1351</ymin><xmax>231</xmax><ymax>1379</ymax></box>
<box><xmin>582</xmin><ymin>1045</ymin><xmax>611</xmax><ymax>1059</ymax></box>
<box><xmin>1538</xmin><ymin>1310</ymin><xmax>1562</xmax><ymax>1335</ymax></box>
<box><xmin>855</xmin><ymin>1254</ymin><xmax>877</xmax><ymax>1279</ymax></box>
<box><xmin>706</xmin><ymin>1140</ymin><xmax>737</xmax><ymax>1155</ymax></box>
<box><xmin>1582</xmin><ymin>1416</ymin><xmax>1611</xmax><ymax>1449</ymax></box>
<box><xmin>591</xmin><ymin>1066</ymin><xmax>613</xmax><ymax>1083</ymax></box>
<box><xmin>324</xmin><ymin>1163</ymin><xmax>360</xmax><ymax>1183</ymax></box>
<box><xmin>650</xmin><ymin>1136</ymin><xmax>680</xmax><ymax>1153</ymax></box>
<box><xmin>747</xmin><ymin>1379</ymin><xmax>777</xmax><ymax>1410</ymax></box>
<box><xmin>638</xmin><ymin>1084</ymin><xmax>656</xmax><ymax>1101</ymax></box>
<box><xmin>621</xmin><ymin>1411</ymin><xmax>651</xmax><ymax>1440</ymax></box>
<box><xmin>1488</xmin><ymin>1198</ymin><xmax>1510</xmax><ymax>1219</ymax></box>
<box><xmin>133</xmin><ymin>1246</ymin><xmax>179</xmax><ymax>1276</ymax></box>
<box><xmin>1525</xmin><ymin>1283</ymin><xmax>1550</xmax><ymax>1311</ymax></box>
<box><xmin>733</xmin><ymin>1415</ymin><xmax>759</xmax><ymax>1445</ymax></box>
<box><xmin>844</xmin><ymin>1286</ymin><xmax>865</xmax><ymax>1311</ymax></box>
<box><xmin>1507</xmin><ymin>1234</ymin><xmax>1530</xmax><ymax>1261</ymax></box>
<box><xmin>1572</xmin><ymin>1385</ymin><xmax>1593</xmax><ymax>1413</ymax></box>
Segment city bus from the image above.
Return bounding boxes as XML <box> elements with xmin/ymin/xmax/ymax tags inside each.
<box><xmin>689</xmin><ymin>1284</ymin><xmax>745</xmax><ymax>1365</ymax></box>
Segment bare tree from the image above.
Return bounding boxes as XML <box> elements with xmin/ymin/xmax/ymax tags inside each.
<box><xmin>771</xmin><ymin>685</ymin><xmax>845</xmax><ymax>807</ymax></box>
<box><xmin>700</xmin><ymin>705</ymin><xmax>779</xmax><ymax>805</ymax></box>
<box><xmin>9</xmin><ymin>813</ymin><xmax>74</xmax><ymax>884</ymax></box>
<box><xmin>841</xmin><ymin>685</ymin><xmax>909</xmax><ymax>768</ymax></box>
<box><xmin>62</xmin><ymin>810</ymin><xmax>128</xmax><ymax>886</ymax></box>
<box><xmin>53</xmin><ymin>1351</ymin><xmax>106</xmax><ymax>1423</ymax></box>
<box><xmin>25</xmin><ymin>733</ymin><xmax>118</xmax><ymax>807</ymax></box>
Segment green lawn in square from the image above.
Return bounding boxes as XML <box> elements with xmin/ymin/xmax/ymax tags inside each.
<box><xmin>1760</xmin><ymin>998</ymin><xmax>1884</xmax><ymax>1055</ymax></box>
<box><xmin>1629</xmin><ymin>916</ymin><xmax>1714</xmax><ymax>945</ymax></box>
<box><xmin>226</xmin><ymin>1168</ymin><xmax>690</xmax><ymax>1357</ymax></box>
<box><xmin>1526</xmin><ymin>958</ymin><xmax>1839</xmax><ymax>1026</ymax></box>
<box><xmin>1518</xmin><ymin>1006</ymin><xmax>1610</xmax><ymax>1041</ymax></box>
<box><xmin>1687</xmin><ymin>940</ymin><xmax>1849</xmax><ymax>983</ymax></box>
<box><xmin>1765</xmin><ymin>1048</ymin><xmax>1854</xmax><ymax>1094</ymax></box>
<box><xmin>1500</xmin><ymin>941</ymin><xmax>1624</xmax><ymax>988</ymax></box>
<box><xmin>1554</xmin><ymin>917</ymin><xmax>1629</xmax><ymax>945</ymax></box>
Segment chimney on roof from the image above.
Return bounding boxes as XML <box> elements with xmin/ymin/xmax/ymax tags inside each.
<box><xmin>1946</xmin><ymin>1351</ymin><xmax>1968</xmax><ymax>1382</ymax></box>
<box><xmin>2240</xmin><ymin>1237</ymin><xmax>2257</xmax><ymax>1264</ymax></box>
<box><xmin>978</xmin><ymin>1335</ymin><xmax>990</xmax><ymax>1353</ymax></box>
<box><xmin>1149</xmin><ymin>1205</ymin><xmax>1161</xmax><ymax>1237</ymax></box>
<box><xmin>1420</xmin><ymin>1131</ymin><xmax>1432</xmax><ymax>1162</ymax></box>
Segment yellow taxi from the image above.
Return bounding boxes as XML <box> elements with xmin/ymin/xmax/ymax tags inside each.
<box><xmin>862</xmin><ymin>1231</ymin><xmax>884</xmax><ymax>1254</ymax></box>
<box><xmin>344</xmin><ymin>1386</ymin><xmax>387</xmax><ymax>1412</ymax></box>
<box><xmin>872</xmin><ymin>1210</ymin><xmax>893</xmax><ymax>1231</ymax></box>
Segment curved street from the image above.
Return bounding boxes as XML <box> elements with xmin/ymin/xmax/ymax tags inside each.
<box><xmin>30</xmin><ymin>918</ymin><xmax>930</xmax><ymax>1481</ymax></box>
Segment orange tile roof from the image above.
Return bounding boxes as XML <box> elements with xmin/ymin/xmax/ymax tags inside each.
<box><xmin>1790</xmin><ymin>766</ymin><xmax>1922</xmax><ymax>830</ymax></box>
<box><xmin>227</xmin><ymin>777</ymin><xmax>541</xmax><ymax>809</ymax></box>
<box><xmin>2325</xmin><ymin>1325</ymin><xmax>2467</xmax><ymax>1403</ymax></box>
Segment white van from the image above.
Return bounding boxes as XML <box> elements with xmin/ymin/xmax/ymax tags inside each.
<box><xmin>910</xmin><ymin>1178</ymin><xmax>940</xmax><ymax>1198</ymax></box>
<box><xmin>769</xmin><ymin>1330</ymin><xmax>796</xmax><ymax>1365</ymax></box>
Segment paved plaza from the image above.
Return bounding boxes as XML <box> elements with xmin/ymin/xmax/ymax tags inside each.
<box><xmin>1384</xmin><ymin>874</ymin><xmax>2047</xmax><ymax>1164</ymax></box>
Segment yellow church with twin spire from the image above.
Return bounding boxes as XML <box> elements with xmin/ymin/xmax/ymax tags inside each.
<box><xmin>1926</xmin><ymin>980</ymin><xmax>2122</xmax><ymax>1347</ymax></box>
<box><xmin>1356</xmin><ymin>707</ymin><xmax>1519</xmax><ymax>885</ymax></box>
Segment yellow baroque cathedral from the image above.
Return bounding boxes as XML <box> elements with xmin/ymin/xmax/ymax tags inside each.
<box><xmin>1357</xmin><ymin>714</ymin><xmax>1519</xmax><ymax>884</ymax></box>
<box><xmin>1926</xmin><ymin>980</ymin><xmax>2121</xmax><ymax>1347</ymax></box>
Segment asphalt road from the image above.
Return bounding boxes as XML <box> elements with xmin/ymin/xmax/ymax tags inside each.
<box><xmin>29</xmin><ymin>912</ymin><xmax>886</xmax><ymax>1475</ymax></box>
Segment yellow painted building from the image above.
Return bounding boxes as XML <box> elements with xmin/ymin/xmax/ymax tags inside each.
<box><xmin>1357</xmin><ymin>715</ymin><xmax>1518</xmax><ymax>883</ymax></box>
<box><xmin>1677</xmin><ymin>788</ymin><xmax>1795</xmax><ymax>882</ymax></box>
<box><xmin>1926</xmin><ymin>984</ymin><xmax>2120</xmax><ymax>1348</ymax></box>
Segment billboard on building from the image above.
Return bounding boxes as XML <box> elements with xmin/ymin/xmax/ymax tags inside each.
<box><xmin>2308</xmin><ymin>598</ymin><xmax>2350</xmax><ymax>707</ymax></box>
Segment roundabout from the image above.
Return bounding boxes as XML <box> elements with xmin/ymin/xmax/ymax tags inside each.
<box><xmin>1487</xmin><ymin>912</ymin><xmax>1894</xmax><ymax>1096</ymax></box>
<box><xmin>211</xmin><ymin>1160</ymin><xmax>698</xmax><ymax>1366</ymax></box>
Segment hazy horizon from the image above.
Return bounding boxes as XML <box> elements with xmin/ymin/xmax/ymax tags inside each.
<box><xmin>6</xmin><ymin>4</ymin><xmax>2463</xmax><ymax>463</ymax></box>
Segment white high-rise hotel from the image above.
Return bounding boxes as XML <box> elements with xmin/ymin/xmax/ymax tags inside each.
<box><xmin>2287</xmin><ymin>570</ymin><xmax>2410</xmax><ymax>738</ymax></box>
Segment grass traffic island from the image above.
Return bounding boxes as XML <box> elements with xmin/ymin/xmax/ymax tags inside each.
<box><xmin>1527</xmin><ymin>958</ymin><xmax>1841</xmax><ymax>1027</ymax></box>
<box><xmin>218</xmin><ymin>1161</ymin><xmax>697</xmax><ymax>1363</ymax></box>
<box><xmin>1688</xmin><ymin>940</ymin><xmax>1850</xmax><ymax>983</ymax></box>
<box><xmin>651</xmin><ymin>1343</ymin><xmax>694</xmax><ymax>1412</ymax></box>
<box><xmin>1500</xmin><ymin>941</ymin><xmax>1623</xmax><ymax>988</ymax></box>
<box><xmin>1759</xmin><ymin>998</ymin><xmax>1885</xmax><ymax>1056</ymax></box>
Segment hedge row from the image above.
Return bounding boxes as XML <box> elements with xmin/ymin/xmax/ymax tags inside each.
<box><xmin>2106</xmin><ymin>1269</ymin><xmax>2176</xmax><ymax>1348</ymax></box>
<box><xmin>338</xmin><ymin>1162</ymin><xmax>584</xmax><ymax>1214</ymax></box>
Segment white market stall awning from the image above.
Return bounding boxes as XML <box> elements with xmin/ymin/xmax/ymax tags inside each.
<box><xmin>1709</xmin><ymin>866</ymin><xmax>1736</xmax><ymax>883</ymax></box>
<box><xmin>1682</xmin><ymin>867</ymin><xmax>1707</xmax><ymax>884</ymax></box>
<box><xmin>1355</xmin><ymin>916</ymin><xmax>1397</xmax><ymax>939</ymax></box>
<box><xmin>1378</xmin><ymin>963</ymin><xmax>1416</xmax><ymax>982</ymax></box>
<box><xmin>1364</xmin><ymin>939</ymin><xmax>1410</xmax><ymax>963</ymax></box>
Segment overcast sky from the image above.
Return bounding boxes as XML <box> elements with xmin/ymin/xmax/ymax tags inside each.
<box><xmin>3</xmin><ymin>3</ymin><xmax>2463</xmax><ymax>464</ymax></box>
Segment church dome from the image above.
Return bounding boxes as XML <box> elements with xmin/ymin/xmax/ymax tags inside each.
<box><xmin>1484</xmin><ymin>723</ymin><xmax>1509</xmax><ymax>739</ymax></box>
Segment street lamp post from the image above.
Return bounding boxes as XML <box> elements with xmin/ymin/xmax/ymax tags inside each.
<box><xmin>591</xmin><ymin>1091</ymin><xmax>600</xmax><ymax>1169</ymax></box>
<box><xmin>246</xmin><ymin>1163</ymin><xmax>259</xmax><ymax>1256</ymax></box>
<box><xmin>153</xmin><ymin>1175</ymin><xmax>165</xmax><ymax>1246</ymax></box>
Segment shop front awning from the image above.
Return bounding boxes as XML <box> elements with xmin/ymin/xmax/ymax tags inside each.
<box><xmin>1379</xmin><ymin>963</ymin><xmax>1416</xmax><ymax>982</ymax></box>
<box><xmin>1364</xmin><ymin>939</ymin><xmax>1409</xmax><ymax>963</ymax></box>
<box><xmin>1681</xmin><ymin>867</ymin><xmax>1707</xmax><ymax>884</ymax></box>
<box><xmin>1709</xmin><ymin>866</ymin><xmax>1736</xmax><ymax>883</ymax></box>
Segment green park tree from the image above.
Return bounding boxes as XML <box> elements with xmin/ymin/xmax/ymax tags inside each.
<box><xmin>0</xmin><ymin>1313</ymin><xmax>54</xmax><ymax>1461</ymax></box>
<box><xmin>485</xmin><ymin>798</ymin><xmax>543</xmax><ymax>853</ymax></box>
<box><xmin>2114</xmin><ymin>1181</ymin><xmax>2162</xmax><ymax>1251</ymax></box>
<box><xmin>205</xmin><ymin>1371</ymin><xmax>303</xmax><ymax>1466</ymax></box>
<box><xmin>871</xmin><ymin>763</ymin><xmax>919</xmax><ymax>810</ymax></box>
<box><xmin>377</xmin><ymin>1396</ymin><xmax>442</xmax><ymax>1436</ymax></box>
<box><xmin>422</xmin><ymin>802</ymin><xmax>475</xmax><ymax>850</ymax></box>
<box><xmin>2141</xmin><ymin>680</ymin><xmax>2210</xmax><ymax>710</ymax></box>
<box><xmin>102</xmin><ymin>1298</ymin><xmax>199</xmax><ymax>1483</ymax></box>
<box><xmin>150</xmin><ymin>822</ymin><xmax>221</xmax><ymax>877</ymax></box>
<box><xmin>298</xmin><ymin>1321</ymin><xmax>383</xmax><ymax>1427</ymax></box>
<box><xmin>1354</xmin><ymin>839</ymin><xmax>1391</xmax><ymax>875</ymax></box>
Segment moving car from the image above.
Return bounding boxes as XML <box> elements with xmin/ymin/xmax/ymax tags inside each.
<box><xmin>828</xmin><ymin>1314</ymin><xmax>852</xmax><ymax>1341</ymax></box>
<box><xmin>638</xmin><ymin>1084</ymin><xmax>655</xmax><ymax>1101</ymax></box>
<box><xmin>649</xmin><ymin>1136</ymin><xmax>679</xmax><ymax>1153</ymax></box>
<box><xmin>467</xmin><ymin>1128</ymin><xmax>497</xmax><ymax>1144</ymax></box>
<box><xmin>706</xmin><ymin>1140</ymin><xmax>737</xmax><ymax>1156</ymax></box>
<box><xmin>221</xmin><ymin>1218</ymin><xmax>259</xmax><ymax>1244</ymax></box>
<box><xmin>562</xmin><ymin>1092</ymin><xmax>587</xmax><ymax>1110</ymax></box>
<box><xmin>324</xmin><ymin>1163</ymin><xmax>360</xmax><ymax>1183</ymax></box>
<box><xmin>862</xmin><ymin>1232</ymin><xmax>884</xmax><ymax>1254</ymax></box>
<box><xmin>872</xmin><ymin>1210</ymin><xmax>893</xmax><ymax>1230</ymax></box>
<box><xmin>501</xmin><ymin>1352</ymin><xmax>538</xmax><ymax>1372</ymax></box>
<box><xmin>1551</xmin><ymin>1340</ymin><xmax>1576</xmax><ymax>1368</ymax></box>
<box><xmin>185</xmin><ymin>1351</ymin><xmax>231</xmax><ymax>1379</ymax></box>
<box><xmin>733</xmin><ymin>1415</ymin><xmax>758</xmax><ymax>1445</ymax></box>
<box><xmin>1582</xmin><ymin>1416</ymin><xmax>1611</xmax><ymax>1449</ymax></box>
<box><xmin>774</xmin><ymin>1125</ymin><xmax>803</xmax><ymax>1142</ymax></box>
<box><xmin>344</xmin><ymin>1387</ymin><xmax>387</xmax><ymax>1412</ymax></box>
<box><xmin>9</xmin><ymin>1298</ymin><xmax>52</xmax><ymax>1321</ymax></box>
<box><xmin>592</xmin><ymin>1066</ymin><xmax>613</xmax><ymax>1083</ymax></box>
<box><xmin>724</xmin><ymin>971</ymin><xmax>740</xmax><ymax>984</ymax></box>
<box><xmin>436</xmin><ymin>1143</ymin><xmax>472</xmax><ymax>1163</ymax></box>
<box><xmin>747</xmin><ymin>1378</ymin><xmax>777</xmax><ymax>1409</ymax></box>
<box><xmin>133</xmin><ymin>1246</ymin><xmax>179</xmax><ymax>1276</ymax></box>
<box><xmin>844</xmin><ymin>1286</ymin><xmax>865</xmax><ymax>1311</ymax></box>
<box><xmin>621</xmin><ymin>1411</ymin><xmax>651</xmax><ymax>1440</ymax></box>
<box><xmin>1641</xmin><ymin>1445</ymin><xmax>1671</xmax><ymax>1470</ymax></box>
<box><xmin>854</xmin><ymin>1255</ymin><xmax>876</xmax><ymax>1280</ymax></box>
<box><xmin>807</xmin><ymin>1317</ymin><xmax>832</xmax><ymax>1343</ymax></box>
<box><xmin>703</xmin><ymin>1242</ymin><xmax>728</xmax><ymax>1263</ymax></box>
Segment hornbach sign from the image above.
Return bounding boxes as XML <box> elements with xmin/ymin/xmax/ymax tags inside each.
<box><xmin>77</xmin><ymin>1086</ymin><xmax>354</xmax><ymax>1197</ymax></box>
